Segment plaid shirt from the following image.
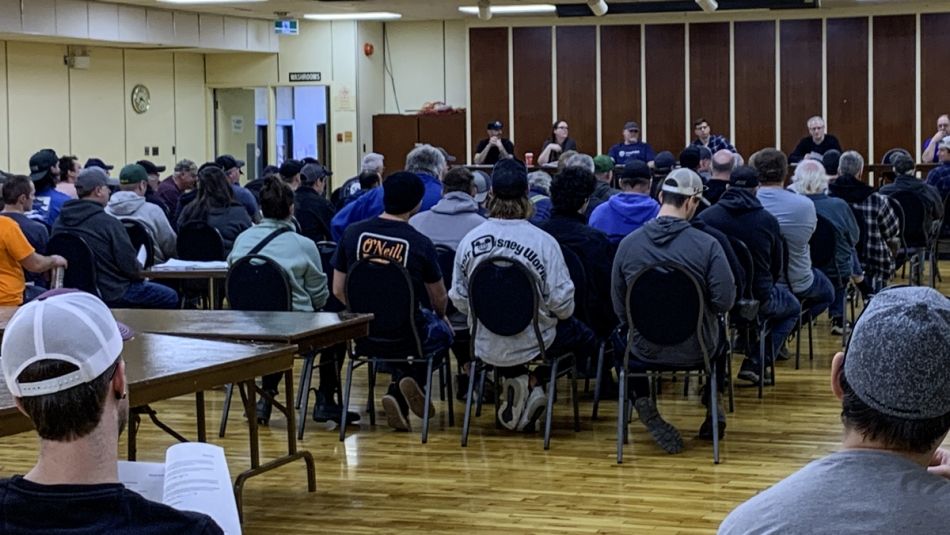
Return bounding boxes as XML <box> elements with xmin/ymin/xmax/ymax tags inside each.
<box><xmin>850</xmin><ymin>192</ymin><xmax>900</xmax><ymax>280</ymax></box>
<box><xmin>925</xmin><ymin>161</ymin><xmax>950</xmax><ymax>198</ymax></box>
<box><xmin>692</xmin><ymin>135</ymin><xmax>736</xmax><ymax>153</ymax></box>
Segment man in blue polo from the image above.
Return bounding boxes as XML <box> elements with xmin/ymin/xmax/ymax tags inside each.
<box><xmin>331</xmin><ymin>144</ymin><xmax>445</xmax><ymax>241</ymax></box>
<box><xmin>608</xmin><ymin>121</ymin><xmax>655</xmax><ymax>166</ymax></box>
<box><xmin>925</xmin><ymin>135</ymin><xmax>950</xmax><ymax>199</ymax></box>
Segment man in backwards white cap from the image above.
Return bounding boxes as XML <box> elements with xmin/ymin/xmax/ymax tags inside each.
<box><xmin>0</xmin><ymin>290</ymin><xmax>221</xmax><ymax>533</ymax></box>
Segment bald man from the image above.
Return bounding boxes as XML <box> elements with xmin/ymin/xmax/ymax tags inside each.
<box><xmin>704</xmin><ymin>150</ymin><xmax>737</xmax><ymax>206</ymax></box>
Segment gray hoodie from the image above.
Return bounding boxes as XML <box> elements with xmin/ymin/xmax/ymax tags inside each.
<box><xmin>612</xmin><ymin>216</ymin><xmax>735</xmax><ymax>367</ymax></box>
<box><xmin>106</xmin><ymin>191</ymin><xmax>177</xmax><ymax>263</ymax></box>
<box><xmin>409</xmin><ymin>192</ymin><xmax>487</xmax><ymax>250</ymax></box>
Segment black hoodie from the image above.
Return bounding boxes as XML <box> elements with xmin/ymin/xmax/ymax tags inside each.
<box><xmin>828</xmin><ymin>173</ymin><xmax>874</xmax><ymax>204</ymax></box>
<box><xmin>698</xmin><ymin>188</ymin><xmax>784</xmax><ymax>303</ymax></box>
<box><xmin>52</xmin><ymin>199</ymin><xmax>141</xmax><ymax>302</ymax></box>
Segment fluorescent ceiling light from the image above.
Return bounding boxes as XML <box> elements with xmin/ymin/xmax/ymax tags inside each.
<box><xmin>158</xmin><ymin>0</ymin><xmax>266</xmax><ymax>4</ymax></box>
<box><xmin>459</xmin><ymin>4</ymin><xmax>556</xmax><ymax>15</ymax></box>
<box><xmin>304</xmin><ymin>12</ymin><xmax>402</xmax><ymax>21</ymax></box>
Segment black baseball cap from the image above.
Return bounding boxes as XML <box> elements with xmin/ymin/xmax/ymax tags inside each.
<box><xmin>488</xmin><ymin>120</ymin><xmax>503</xmax><ymax>130</ymax></box>
<box><xmin>136</xmin><ymin>160</ymin><xmax>166</xmax><ymax>175</ymax></box>
<box><xmin>620</xmin><ymin>160</ymin><xmax>652</xmax><ymax>180</ymax></box>
<box><xmin>491</xmin><ymin>159</ymin><xmax>529</xmax><ymax>199</ymax></box>
<box><xmin>29</xmin><ymin>149</ymin><xmax>58</xmax><ymax>181</ymax></box>
<box><xmin>84</xmin><ymin>157</ymin><xmax>113</xmax><ymax>171</ymax></box>
<box><xmin>279</xmin><ymin>159</ymin><xmax>304</xmax><ymax>179</ymax></box>
<box><xmin>679</xmin><ymin>146</ymin><xmax>702</xmax><ymax>170</ymax></box>
<box><xmin>654</xmin><ymin>151</ymin><xmax>676</xmax><ymax>172</ymax></box>
<box><xmin>729</xmin><ymin>165</ymin><xmax>759</xmax><ymax>188</ymax></box>
<box><xmin>215</xmin><ymin>155</ymin><xmax>245</xmax><ymax>173</ymax></box>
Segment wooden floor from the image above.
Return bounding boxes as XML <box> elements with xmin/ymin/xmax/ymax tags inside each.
<box><xmin>1</xmin><ymin>269</ymin><xmax>945</xmax><ymax>534</ymax></box>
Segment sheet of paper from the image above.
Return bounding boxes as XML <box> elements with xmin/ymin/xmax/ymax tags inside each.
<box><xmin>117</xmin><ymin>460</ymin><xmax>165</xmax><ymax>503</ymax></box>
<box><xmin>163</xmin><ymin>442</ymin><xmax>241</xmax><ymax>535</ymax></box>
<box><xmin>136</xmin><ymin>245</ymin><xmax>147</xmax><ymax>267</ymax></box>
<box><xmin>151</xmin><ymin>258</ymin><xmax>228</xmax><ymax>270</ymax></box>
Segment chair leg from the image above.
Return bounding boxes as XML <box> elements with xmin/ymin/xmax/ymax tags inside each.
<box><xmin>543</xmin><ymin>357</ymin><xmax>560</xmax><ymax>450</ymax></box>
<box><xmin>726</xmin><ymin>344</ymin><xmax>735</xmax><ymax>414</ymax></box>
<box><xmin>710</xmin><ymin>362</ymin><xmax>720</xmax><ymax>465</ymax></box>
<box><xmin>794</xmin><ymin>313</ymin><xmax>802</xmax><ymax>370</ymax></box>
<box><xmin>444</xmin><ymin>357</ymin><xmax>454</xmax><ymax>427</ymax></box>
<box><xmin>758</xmin><ymin>325</ymin><xmax>766</xmax><ymax>399</ymax></box>
<box><xmin>570</xmin><ymin>357</ymin><xmax>580</xmax><ymax>432</ymax></box>
<box><xmin>475</xmin><ymin>366</ymin><xmax>487</xmax><ymax>418</ymax></box>
<box><xmin>461</xmin><ymin>359</ymin><xmax>478</xmax><ymax>447</ymax></box>
<box><xmin>438</xmin><ymin>358</ymin><xmax>446</xmax><ymax>402</ymax></box>
<box><xmin>617</xmin><ymin>369</ymin><xmax>626</xmax><ymax>464</ymax></box>
<box><xmin>683</xmin><ymin>373</ymin><xmax>690</xmax><ymax>397</ymax></box>
<box><xmin>367</xmin><ymin>361</ymin><xmax>377</xmax><ymax>426</ymax></box>
<box><xmin>807</xmin><ymin>314</ymin><xmax>814</xmax><ymax>362</ymax></box>
<box><xmin>421</xmin><ymin>358</ymin><xmax>435</xmax><ymax>444</ymax></box>
<box><xmin>219</xmin><ymin>383</ymin><xmax>234</xmax><ymax>438</ymax></box>
<box><xmin>339</xmin><ymin>359</ymin><xmax>356</xmax><ymax>442</ymax></box>
<box><xmin>591</xmin><ymin>341</ymin><xmax>606</xmax><ymax>420</ymax></box>
<box><xmin>297</xmin><ymin>353</ymin><xmax>316</xmax><ymax>440</ymax></box>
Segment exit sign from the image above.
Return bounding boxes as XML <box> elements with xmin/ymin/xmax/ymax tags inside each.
<box><xmin>274</xmin><ymin>19</ymin><xmax>299</xmax><ymax>35</ymax></box>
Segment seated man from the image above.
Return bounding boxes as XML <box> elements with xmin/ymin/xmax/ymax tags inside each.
<box><xmin>612</xmin><ymin>169</ymin><xmax>735</xmax><ymax>453</ymax></box>
<box><xmin>106</xmin><ymin>164</ymin><xmax>177</xmax><ymax>264</ymax></box>
<box><xmin>409</xmin><ymin>167</ymin><xmax>487</xmax><ymax>250</ymax></box>
<box><xmin>29</xmin><ymin>149</ymin><xmax>71</xmax><ymax>226</ymax></box>
<box><xmin>156</xmin><ymin>159</ymin><xmax>197</xmax><ymax>223</ymax></box>
<box><xmin>699</xmin><ymin>166</ymin><xmax>800</xmax><ymax>384</ymax></box>
<box><xmin>880</xmin><ymin>153</ymin><xmax>944</xmax><ymax>236</ymax></box>
<box><xmin>53</xmin><ymin>168</ymin><xmax>179</xmax><ymax>309</ymax></box>
<box><xmin>0</xmin><ymin>184</ymin><xmax>67</xmax><ymax>305</ymax></box>
<box><xmin>2</xmin><ymin>174</ymin><xmax>53</xmax><ymax>298</ymax></box>
<box><xmin>294</xmin><ymin>163</ymin><xmax>335</xmax><ymax>242</ymax></box>
<box><xmin>719</xmin><ymin>286</ymin><xmax>950</xmax><ymax>534</ymax></box>
<box><xmin>788</xmin><ymin>115</ymin><xmax>842</xmax><ymax>163</ymax></box>
<box><xmin>451</xmin><ymin>159</ymin><xmax>595</xmax><ymax>432</ymax></box>
<box><xmin>332</xmin><ymin>172</ymin><xmax>453</xmax><ymax>432</ymax></box>
<box><xmin>0</xmin><ymin>290</ymin><xmax>222</xmax><ymax>534</ymax></box>
<box><xmin>589</xmin><ymin>161</ymin><xmax>660</xmax><ymax>244</ymax></box>
<box><xmin>585</xmin><ymin>154</ymin><xmax>620</xmax><ymax>216</ymax></box>
<box><xmin>607</xmin><ymin>121</ymin><xmax>655</xmax><ymax>166</ymax></box>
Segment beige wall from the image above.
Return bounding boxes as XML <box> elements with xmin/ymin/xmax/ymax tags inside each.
<box><xmin>214</xmin><ymin>88</ymin><xmax>256</xmax><ymax>163</ymax></box>
<box><xmin>382</xmin><ymin>20</ymin><xmax>467</xmax><ymax>114</ymax></box>
<box><xmin>0</xmin><ymin>41</ymin><xmax>209</xmax><ymax>175</ymax></box>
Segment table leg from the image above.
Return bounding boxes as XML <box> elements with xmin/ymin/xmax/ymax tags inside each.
<box><xmin>127</xmin><ymin>411</ymin><xmax>138</xmax><ymax>461</ymax></box>
<box><xmin>195</xmin><ymin>391</ymin><xmax>206</xmax><ymax>442</ymax></box>
<box><xmin>208</xmin><ymin>277</ymin><xmax>217</xmax><ymax>310</ymax></box>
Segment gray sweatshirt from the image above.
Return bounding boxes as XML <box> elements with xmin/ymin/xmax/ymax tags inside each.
<box><xmin>757</xmin><ymin>187</ymin><xmax>817</xmax><ymax>293</ymax></box>
<box><xmin>449</xmin><ymin>218</ymin><xmax>575</xmax><ymax>367</ymax></box>
<box><xmin>106</xmin><ymin>191</ymin><xmax>177</xmax><ymax>264</ymax></box>
<box><xmin>408</xmin><ymin>192</ymin><xmax>487</xmax><ymax>250</ymax></box>
<box><xmin>612</xmin><ymin>216</ymin><xmax>735</xmax><ymax>367</ymax></box>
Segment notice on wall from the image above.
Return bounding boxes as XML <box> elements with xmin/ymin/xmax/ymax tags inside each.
<box><xmin>334</xmin><ymin>86</ymin><xmax>355</xmax><ymax>112</ymax></box>
<box><xmin>231</xmin><ymin>116</ymin><xmax>244</xmax><ymax>134</ymax></box>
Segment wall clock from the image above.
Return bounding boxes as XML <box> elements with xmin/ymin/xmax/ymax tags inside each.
<box><xmin>131</xmin><ymin>84</ymin><xmax>150</xmax><ymax>114</ymax></box>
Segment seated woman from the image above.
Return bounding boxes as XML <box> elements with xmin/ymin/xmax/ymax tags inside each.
<box><xmin>228</xmin><ymin>176</ymin><xmax>356</xmax><ymax>425</ymax></box>
<box><xmin>177</xmin><ymin>166</ymin><xmax>252</xmax><ymax>256</ymax></box>
<box><xmin>537</xmin><ymin>119</ymin><xmax>577</xmax><ymax>166</ymax></box>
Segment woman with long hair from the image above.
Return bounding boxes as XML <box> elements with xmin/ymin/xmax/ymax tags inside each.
<box><xmin>177</xmin><ymin>165</ymin><xmax>252</xmax><ymax>254</ymax></box>
<box><xmin>537</xmin><ymin>119</ymin><xmax>577</xmax><ymax>165</ymax></box>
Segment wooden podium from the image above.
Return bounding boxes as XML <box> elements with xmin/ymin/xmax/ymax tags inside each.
<box><xmin>372</xmin><ymin>112</ymin><xmax>467</xmax><ymax>176</ymax></box>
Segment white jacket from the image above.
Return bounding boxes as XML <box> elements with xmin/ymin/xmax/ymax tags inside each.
<box><xmin>449</xmin><ymin>218</ymin><xmax>574</xmax><ymax>367</ymax></box>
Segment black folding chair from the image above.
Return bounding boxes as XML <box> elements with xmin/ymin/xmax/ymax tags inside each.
<box><xmin>218</xmin><ymin>255</ymin><xmax>293</xmax><ymax>438</ymax></box>
<box><xmin>121</xmin><ymin>219</ymin><xmax>155</xmax><ymax>269</ymax></box>
<box><xmin>889</xmin><ymin>191</ymin><xmax>932</xmax><ymax>286</ymax></box>
<box><xmin>617</xmin><ymin>261</ymin><xmax>722</xmax><ymax>464</ymax></box>
<box><xmin>559</xmin><ymin>245</ymin><xmax>609</xmax><ymax>419</ymax></box>
<box><xmin>726</xmin><ymin>237</ymin><xmax>769</xmax><ymax>401</ymax></box>
<box><xmin>460</xmin><ymin>256</ymin><xmax>579</xmax><ymax>450</ymax></box>
<box><xmin>339</xmin><ymin>255</ymin><xmax>453</xmax><ymax>444</ymax></box>
<box><xmin>435</xmin><ymin>244</ymin><xmax>464</xmax><ymax>402</ymax></box>
<box><xmin>47</xmin><ymin>233</ymin><xmax>100</xmax><ymax>297</ymax></box>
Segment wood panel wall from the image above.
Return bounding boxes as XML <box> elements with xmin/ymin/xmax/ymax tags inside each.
<box><xmin>512</xmin><ymin>27</ymin><xmax>552</xmax><ymax>157</ymax></box>
<box><xmin>599</xmin><ymin>25</ymin><xmax>641</xmax><ymax>154</ymax></box>
<box><xmin>556</xmin><ymin>26</ymin><xmax>597</xmax><ymax>155</ymax></box>
<box><xmin>779</xmin><ymin>19</ymin><xmax>822</xmax><ymax>155</ymax></box>
<box><xmin>689</xmin><ymin>23</ymin><xmax>730</xmax><ymax>141</ymax></box>
<box><xmin>645</xmin><ymin>24</ymin><xmax>686</xmax><ymax>155</ymax></box>
<box><xmin>468</xmin><ymin>28</ymin><xmax>509</xmax><ymax>160</ymax></box>
<box><xmin>733</xmin><ymin>21</ymin><xmax>775</xmax><ymax>155</ymax></box>
<box><xmin>919</xmin><ymin>13</ymin><xmax>950</xmax><ymax>156</ymax></box>
<box><xmin>827</xmin><ymin>17</ymin><xmax>869</xmax><ymax>156</ymax></box>
<box><xmin>872</xmin><ymin>15</ymin><xmax>916</xmax><ymax>162</ymax></box>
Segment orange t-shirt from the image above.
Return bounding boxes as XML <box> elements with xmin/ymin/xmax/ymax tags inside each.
<box><xmin>0</xmin><ymin>216</ymin><xmax>35</xmax><ymax>305</ymax></box>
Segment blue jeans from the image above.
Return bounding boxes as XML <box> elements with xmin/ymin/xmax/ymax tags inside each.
<box><xmin>378</xmin><ymin>308</ymin><xmax>454</xmax><ymax>387</ymax></box>
<box><xmin>796</xmin><ymin>268</ymin><xmax>834</xmax><ymax>320</ymax></box>
<box><xmin>109</xmin><ymin>281</ymin><xmax>179</xmax><ymax>309</ymax></box>
<box><xmin>745</xmin><ymin>283</ymin><xmax>800</xmax><ymax>366</ymax></box>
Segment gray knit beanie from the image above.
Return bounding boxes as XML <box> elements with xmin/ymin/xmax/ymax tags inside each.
<box><xmin>845</xmin><ymin>286</ymin><xmax>950</xmax><ymax>419</ymax></box>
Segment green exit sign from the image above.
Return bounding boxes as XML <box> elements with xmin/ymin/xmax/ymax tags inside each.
<box><xmin>274</xmin><ymin>19</ymin><xmax>299</xmax><ymax>35</ymax></box>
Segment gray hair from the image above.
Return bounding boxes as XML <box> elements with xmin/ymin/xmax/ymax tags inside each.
<box><xmin>807</xmin><ymin>115</ymin><xmax>825</xmax><ymax>127</ymax></box>
<box><xmin>838</xmin><ymin>150</ymin><xmax>865</xmax><ymax>177</ymax></box>
<box><xmin>528</xmin><ymin>171</ymin><xmax>552</xmax><ymax>195</ymax></box>
<box><xmin>360</xmin><ymin>152</ymin><xmax>384</xmax><ymax>173</ymax></box>
<box><xmin>791</xmin><ymin>159</ymin><xmax>828</xmax><ymax>194</ymax></box>
<box><xmin>405</xmin><ymin>144</ymin><xmax>447</xmax><ymax>178</ymax></box>
<box><xmin>563</xmin><ymin>153</ymin><xmax>595</xmax><ymax>173</ymax></box>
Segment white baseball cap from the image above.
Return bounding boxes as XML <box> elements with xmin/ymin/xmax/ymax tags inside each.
<box><xmin>662</xmin><ymin>168</ymin><xmax>710</xmax><ymax>205</ymax></box>
<box><xmin>2</xmin><ymin>290</ymin><xmax>132</xmax><ymax>398</ymax></box>
<box><xmin>939</xmin><ymin>135</ymin><xmax>950</xmax><ymax>151</ymax></box>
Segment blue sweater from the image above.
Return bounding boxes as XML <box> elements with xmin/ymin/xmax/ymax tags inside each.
<box><xmin>589</xmin><ymin>192</ymin><xmax>660</xmax><ymax>244</ymax></box>
<box><xmin>331</xmin><ymin>173</ymin><xmax>442</xmax><ymax>242</ymax></box>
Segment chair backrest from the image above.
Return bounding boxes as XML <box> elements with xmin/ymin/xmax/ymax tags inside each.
<box><xmin>177</xmin><ymin>221</ymin><xmax>225</xmax><ymax>261</ymax></box>
<box><xmin>46</xmin><ymin>233</ymin><xmax>100</xmax><ymax>297</ymax></box>
<box><xmin>889</xmin><ymin>190</ymin><xmax>928</xmax><ymax>247</ymax></box>
<box><xmin>121</xmin><ymin>219</ymin><xmax>155</xmax><ymax>269</ymax></box>
<box><xmin>727</xmin><ymin>236</ymin><xmax>755</xmax><ymax>300</ymax></box>
<box><xmin>315</xmin><ymin>240</ymin><xmax>345</xmax><ymax>312</ymax></box>
<box><xmin>434</xmin><ymin>244</ymin><xmax>461</xmax><ymax>316</ymax></box>
<box><xmin>301</xmin><ymin>218</ymin><xmax>330</xmax><ymax>243</ymax></box>
<box><xmin>226</xmin><ymin>254</ymin><xmax>292</xmax><ymax>311</ymax></box>
<box><xmin>625</xmin><ymin>261</ymin><xmax>707</xmax><ymax>364</ymax></box>
<box><xmin>559</xmin><ymin>245</ymin><xmax>591</xmax><ymax>325</ymax></box>
<box><xmin>345</xmin><ymin>255</ymin><xmax>423</xmax><ymax>354</ymax></box>
<box><xmin>808</xmin><ymin>214</ymin><xmax>838</xmax><ymax>274</ymax></box>
<box><xmin>468</xmin><ymin>257</ymin><xmax>542</xmax><ymax>350</ymax></box>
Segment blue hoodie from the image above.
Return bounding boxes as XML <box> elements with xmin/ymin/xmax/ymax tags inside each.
<box><xmin>331</xmin><ymin>173</ymin><xmax>442</xmax><ymax>242</ymax></box>
<box><xmin>588</xmin><ymin>192</ymin><xmax>660</xmax><ymax>244</ymax></box>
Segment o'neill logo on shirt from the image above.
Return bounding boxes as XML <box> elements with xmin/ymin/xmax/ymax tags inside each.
<box><xmin>358</xmin><ymin>232</ymin><xmax>409</xmax><ymax>266</ymax></box>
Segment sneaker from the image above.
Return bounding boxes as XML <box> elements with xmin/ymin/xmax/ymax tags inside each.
<box><xmin>698</xmin><ymin>412</ymin><xmax>727</xmax><ymax>440</ymax></box>
<box><xmin>498</xmin><ymin>375</ymin><xmax>529</xmax><ymax>430</ymax></box>
<box><xmin>399</xmin><ymin>377</ymin><xmax>435</xmax><ymax>419</ymax></box>
<box><xmin>381</xmin><ymin>394</ymin><xmax>411</xmax><ymax>431</ymax></box>
<box><xmin>312</xmin><ymin>392</ymin><xmax>361</xmax><ymax>424</ymax></box>
<box><xmin>256</xmin><ymin>389</ymin><xmax>278</xmax><ymax>425</ymax></box>
<box><xmin>516</xmin><ymin>387</ymin><xmax>548</xmax><ymax>431</ymax></box>
<box><xmin>830</xmin><ymin>317</ymin><xmax>845</xmax><ymax>335</ymax></box>
<box><xmin>736</xmin><ymin>365</ymin><xmax>760</xmax><ymax>385</ymax></box>
<box><xmin>634</xmin><ymin>397</ymin><xmax>684</xmax><ymax>454</ymax></box>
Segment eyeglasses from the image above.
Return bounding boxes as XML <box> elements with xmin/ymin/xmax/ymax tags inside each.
<box><xmin>556</xmin><ymin>125</ymin><xmax>569</xmax><ymax>130</ymax></box>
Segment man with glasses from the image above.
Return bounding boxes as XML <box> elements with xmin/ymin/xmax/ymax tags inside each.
<box><xmin>789</xmin><ymin>116</ymin><xmax>842</xmax><ymax>163</ymax></box>
<box><xmin>608</xmin><ymin>121</ymin><xmax>656</xmax><ymax>167</ymax></box>
<box><xmin>922</xmin><ymin>114</ymin><xmax>950</xmax><ymax>164</ymax></box>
